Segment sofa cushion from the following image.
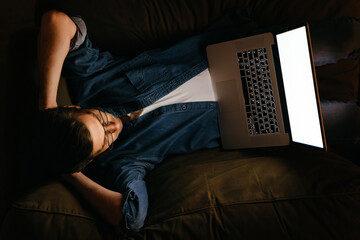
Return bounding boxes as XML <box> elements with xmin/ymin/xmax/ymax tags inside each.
<box><xmin>317</xmin><ymin>57</ymin><xmax>360</xmax><ymax>102</ymax></box>
<box><xmin>38</xmin><ymin>0</ymin><xmax>360</xmax><ymax>57</ymax></box>
<box><xmin>37</xmin><ymin>0</ymin><xmax>251</xmax><ymax>56</ymax></box>
<box><xmin>133</xmin><ymin>147</ymin><xmax>360</xmax><ymax>239</ymax></box>
<box><xmin>2</xmin><ymin>147</ymin><xmax>360</xmax><ymax>240</ymax></box>
<box><xmin>252</xmin><ymin>0</ymin><xmax>360</xmax><ymax>26</ymax></box>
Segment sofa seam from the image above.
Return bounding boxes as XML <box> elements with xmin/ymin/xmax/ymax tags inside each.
<box><xmin>10</xmin><ymin>204</ymin><xmax>97</xmax><ymax>222</ymax></box>
<box><xmin>223</xmin><ymin>190</ymin><xmax>360</xmax><ymax>206</ymax></box>
<box><xmin>146</xmin><ymin>191</ymin><xmax>360</xmax><ymax>226</ymax></box>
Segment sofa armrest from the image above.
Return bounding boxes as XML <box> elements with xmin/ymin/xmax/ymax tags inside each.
<box><xmin>0</xmin><ymin>181</ymin><xmax>117</xmax><ymax>240</ymax></box>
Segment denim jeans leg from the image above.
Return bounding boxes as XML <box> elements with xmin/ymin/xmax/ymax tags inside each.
<box><xmin>321</xmin><ymin>101</ymin><xmax>360</xmax><ymax>146</ymax></box>
<box><xmin>309</xmin><ymin>17</ymin><xmax>360</xmax><ymax>66</ymax></box>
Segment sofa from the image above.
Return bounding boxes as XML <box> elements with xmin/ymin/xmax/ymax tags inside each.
<box><xmin>1</xmin><ymin>0</ymin><xmax>360</xmax><ymax>239</ymax></box>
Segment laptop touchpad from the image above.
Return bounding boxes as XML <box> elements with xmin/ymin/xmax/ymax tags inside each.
<box><xmin>216</xmin><ymin>79</ymin><xmax>242</xmax><ymax>113</ymax></box>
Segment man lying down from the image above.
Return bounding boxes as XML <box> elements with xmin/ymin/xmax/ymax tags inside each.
<box><xmin>37</xmin><ymin>10</ymin><xmax>360</xmax><ymax>232</ymax></box>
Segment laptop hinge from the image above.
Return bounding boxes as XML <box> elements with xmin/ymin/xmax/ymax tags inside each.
<box><xmin>271</xmin><ymin>44</ymin><xmax>291</xmax><ymax>134</ymax></box>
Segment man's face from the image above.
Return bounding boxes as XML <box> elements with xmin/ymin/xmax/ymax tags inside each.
<box><xmin>75</xmin><ymin>109</ymin><xmax>123</xmax><ymax>157</ymax></box>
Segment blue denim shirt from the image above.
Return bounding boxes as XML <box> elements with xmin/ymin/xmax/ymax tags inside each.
<box><xmin>63</xmin><ymin>27</ymin><xmax>248</xmax><ymax>231</ymax></box>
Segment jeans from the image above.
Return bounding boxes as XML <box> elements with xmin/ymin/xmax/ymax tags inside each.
<box><xmin>321</xmin><ymin>101</ymin><xmax>360</xmax><ymax>146</ymax></box>
<box><xmin>310</xmin><ymin>17</ymin><xmax>360</xmax><ymax>149</ymax></box>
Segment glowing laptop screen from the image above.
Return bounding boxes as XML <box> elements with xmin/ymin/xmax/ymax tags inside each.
<box><xmin>276</xmin><ymin>26</ymin><xmax>324</xmax><ymax>149</ymax></box>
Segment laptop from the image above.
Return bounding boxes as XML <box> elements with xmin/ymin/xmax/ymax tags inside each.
<box><xmin>206</xmin><ymin>24</ymin><xmax>327</xmax><ymax>150</ymax></box>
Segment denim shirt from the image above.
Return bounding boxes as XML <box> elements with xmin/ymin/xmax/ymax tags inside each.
<box><xmin>62</xmin><ymin>28</ymin><xmax>247</xmax><ymax>232</ymax></box>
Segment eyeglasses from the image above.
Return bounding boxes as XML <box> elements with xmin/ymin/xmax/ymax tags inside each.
<box><xmin>97</xmin><ymin>109</ymin><xmax>114</xmax><ymax>152</ymax></box>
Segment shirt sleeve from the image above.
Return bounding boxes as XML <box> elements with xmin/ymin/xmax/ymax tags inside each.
<box><xmin>69</xmin><ymin>16</ymin><xmax>87</xmax><ymax>52</ymax></box>
<box><xmin>62</xmin><ymin>16</ymin><xmax>120</xmax><ymax>80</ymax></box>
<box><xmin>94</xmin><ymin>155</ymin><xmax>156</xmax><ymax>232</ymax></box>
<box><xmin>61</xmin><ymin>17</ymin><xmax>127</xmax><ymax>106</ymax></box>
<box><xmin>114</xmin><ymin>159</ymin><xmax>150</xmax><ymax>232</ymax></box>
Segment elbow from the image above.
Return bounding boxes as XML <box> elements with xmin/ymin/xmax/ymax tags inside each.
<box><xmin>41</xmin><ymin>10</ymin><xmax>76</xmax><ymax>40</ymax></box>
<box><xmin>41</xmin><ymin>10</ymin><xmax>68</xmax><ymax>27</ymax></box>
<box><xmin>104</xmin><ymin>193</ymin><xmax>124</xmax><ymax>227</ymax></box>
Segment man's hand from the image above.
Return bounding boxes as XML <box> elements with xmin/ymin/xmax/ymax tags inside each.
<box><xmin>62</xmin><ymin>172</ymin><xmax>124</xmax><ymax>226</ymax></box>
<box><xmin>38</xmin><ymin>100</ymin><xmax>58</xmax><ymax>110</ymax></box>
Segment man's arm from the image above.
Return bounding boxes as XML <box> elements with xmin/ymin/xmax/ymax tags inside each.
<box><xmin>62</xmin><ymin>172</ymin><xmax>124</xmax><ymax>226</ymax></box>
<box><xmin>38</xmin><ymin>10</ymin><xmax>76</xmax><ymax>110</ymax></box>
<box><xmin>39</xmin><ymin>11</ymin><xmax>124</xmax><ymax>226</ymax></box>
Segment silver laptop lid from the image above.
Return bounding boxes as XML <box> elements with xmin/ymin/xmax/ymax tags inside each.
<box><xmin>276</xmin><ymin>26</ymin><xmax>326</xmax><ymax>149</ymax></box>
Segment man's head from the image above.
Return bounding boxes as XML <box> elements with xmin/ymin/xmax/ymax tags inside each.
<box><xmin>75</xmin><ymin>108</ymin><xmax>123</xmax><ymax>156</ymax></box>
<box><xmin>38</xmin><ymin>107</ymin><xmax>123</xmax><ymax>174</ymax></box>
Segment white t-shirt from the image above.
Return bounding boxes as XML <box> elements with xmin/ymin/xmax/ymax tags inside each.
<box><xmin>140</xmin><ymin>69</ymin><xmax>216</xmax><ymax>116</ymax></box>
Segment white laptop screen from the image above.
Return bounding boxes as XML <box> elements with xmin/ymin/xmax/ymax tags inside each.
<box><xmin>276</xmin><ymin>26</ymin><xmax>324</xmax><ymax>149</ymax></box>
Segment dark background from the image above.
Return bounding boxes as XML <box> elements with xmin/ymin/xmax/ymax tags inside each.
<box><xmin>0</xmin><ymin>0</ymin><xmax>39</xmax><ymax>224</ymax></box>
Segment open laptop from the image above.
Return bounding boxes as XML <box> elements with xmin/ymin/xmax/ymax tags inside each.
<box><xmin>206</xmin><ymin>24</ymin><xmax>327</xmax><ymax>150</ymax></box>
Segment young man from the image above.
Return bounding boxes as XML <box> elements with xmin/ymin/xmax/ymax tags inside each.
<box><xmin>38</xmin><ymin>10</ymin><xmax>222</xmax><ymax>231</ymax></box>
<box><xmin>38</xmin><ymin>10</ymin><xmax>360</xmax><ymax>232</ymax></box>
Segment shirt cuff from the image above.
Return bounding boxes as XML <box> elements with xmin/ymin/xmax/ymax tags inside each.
<box><xmin>122</xmin><ymin>180</ymin><xmax>149</xmax><ymax>232</ymax></box>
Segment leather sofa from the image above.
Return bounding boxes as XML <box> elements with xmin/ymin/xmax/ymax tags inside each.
<box><xmin>1</xmin><ymin>0</ymin><xmax>360</xmax><ymax>239</ymax></box>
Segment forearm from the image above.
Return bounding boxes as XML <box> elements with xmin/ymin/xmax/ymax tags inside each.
<box><xmin>62</xmin><ymin>172</ymin><xmax>124</xmax><ymax>226</ymax></box>
<box><xmin>38</xmin><ymin>10</ymin><xmax>77</xmax><ymax>109</ymax></box>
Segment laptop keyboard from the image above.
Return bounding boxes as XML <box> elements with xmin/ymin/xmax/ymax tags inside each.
<box><xmin>237</xmin><ymin>48</ymin><xmax>280</xmax><ymax>135</ymax></box>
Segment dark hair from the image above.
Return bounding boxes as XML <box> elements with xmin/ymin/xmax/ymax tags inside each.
<box><xmin>37</xmin><ymin>107</ymin><xmax>93</xmax><ymax>174</ymax></box>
